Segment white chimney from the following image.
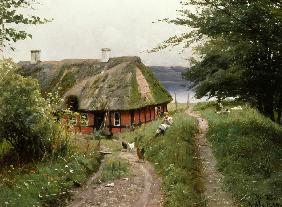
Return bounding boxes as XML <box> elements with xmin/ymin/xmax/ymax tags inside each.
<box><xmin>30</xmin><ymin>50</ymin><xmax>41</xmax><ymax>64</ymax></box>
<box><xmin>101</xmin><ymin>48</ymin><xmax>111</xmax><ymax>63</ymax></box>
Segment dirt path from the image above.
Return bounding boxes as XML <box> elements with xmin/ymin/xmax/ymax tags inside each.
<box><xmin>187</xmin><ymin>107</ymin><xmax>237</xmax><ymax>207</ymax></box>
<box><xmin>67</xmin><ymin>151</ymin><xmax>163</xmax><ymax>207</ymax></box>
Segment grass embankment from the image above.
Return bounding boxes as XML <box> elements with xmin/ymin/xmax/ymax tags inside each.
<box><xmin>0</xmin><ymin>139</ymin><xmax>102</xmax><ymax>207</ymax></box>
<box><xmin>120</xmin><ymin>110</ymin><xmax>206</xmax><ymax>207</ymax></box>
<box><xmin>195</xmin><ymin>102</ymin><xmax>282</xmax><ymax>206</ymax></box>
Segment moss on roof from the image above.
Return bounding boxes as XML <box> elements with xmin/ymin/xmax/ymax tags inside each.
<box><xmin>18</xmin><ymin>57</ymin><xmax>172</xmax><ymax>111</ymax></box>
<box><xmin>138</xmin><ymin>63</ymin><xmax>173</xmax><ymax>105</ymax></box>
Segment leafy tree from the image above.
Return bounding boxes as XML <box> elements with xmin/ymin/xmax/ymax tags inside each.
<box><xmin>155</xmin><ymin>0</ymin><xmax>282</xmax><ymax>121</ymax></box>
<box><xmin>0</xmin><ymin>60</ymin><xmax>65</xmax><ymax>160</ymax></box>
<box><xmin>0</xmin><ymin>0</ymin><xmax>50</xmax><ymax>50</ymax></box>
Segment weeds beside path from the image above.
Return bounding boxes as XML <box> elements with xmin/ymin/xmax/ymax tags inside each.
<box><xmin>187</xmin><ymin>106</ymin><xmax>237</xmax><ymax>207</ymax></box>
<box><xmin>195</xmin><ymin>102</ymin><xmax>282</xmax><ymax>206</ymax></box>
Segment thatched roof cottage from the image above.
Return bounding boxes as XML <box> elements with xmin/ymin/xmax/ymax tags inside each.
<box><xmin>18</xmin><ymin>49</ymin><xmax>172</xmax><ymax>134</ymax></box>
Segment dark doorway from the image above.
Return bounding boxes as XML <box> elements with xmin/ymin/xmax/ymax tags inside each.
<box><xmin>94</xmin><ymin>112</ymin><xmax>105</xmax><ymax>130</ymax></box>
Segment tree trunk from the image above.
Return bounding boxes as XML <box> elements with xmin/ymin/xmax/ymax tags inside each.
<box><xmin>257</xmin><ymin>96</ymin><xmax>264</xmax><ymax>114</ymax></box>
<box><xmin>263</xmin><ymin>94</ymin><xmax>275</xmax><ymax>121</ymax></box>
<box><xmin>277</xmin><ymin>94</ymin><xmax>282</xmax><ymax>124</ymax></box>
<box><xmin>278</xmin><ymin>108</ymin><xmax>281</xmax><ymax>125</ymax></box>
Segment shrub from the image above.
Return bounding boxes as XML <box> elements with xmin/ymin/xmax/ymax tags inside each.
<box><xmin>0</xmin><ymin>60</ymin><xmax>66</xmax><ymax>160</ymax></box>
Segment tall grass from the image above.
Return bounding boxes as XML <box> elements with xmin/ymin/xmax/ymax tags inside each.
<box><xmin>197</xmin><ymin>103</ymin><xmax>282</xmax><ymax>206</ymax></box>
<box><xmin>100</xmin><ymin>157</ymin><xmax>130</xmax><ymax>182</ymax></box>
<box><xmin>120</xmin><ymin>113</ymin><xmax>206</xmax><ymax>207</ymax></box>
<box><xmin>0</xmin><ymin>143</ymin><xmax>102</xmax><ymax>207</ymax></box>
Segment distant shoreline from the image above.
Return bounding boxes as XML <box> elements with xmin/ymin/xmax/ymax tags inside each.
<box><xmin>150</xmin><ymin>66</ymin><xmax>208</xmax><ymax>103</ymax></box>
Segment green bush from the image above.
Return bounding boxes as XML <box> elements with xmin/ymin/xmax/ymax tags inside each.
<box><xmin>198</xmin><ymin>104</ymin><xmax>282</xmax><ymax>206</ymax></box>
<box><xmin>0</xmin><ymin>60</ymin><xmax>65</xmax><ymax>160</ymax></box>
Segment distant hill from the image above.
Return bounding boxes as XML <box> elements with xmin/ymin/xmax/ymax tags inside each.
<box><xmin>149</xmin><ymin>66</ymin><xmax>191</xmax><ymax>103</ymax></box>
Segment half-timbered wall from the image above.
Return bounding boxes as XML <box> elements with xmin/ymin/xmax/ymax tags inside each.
<box><xmin>68</xmin><ymin>103</ymin><xmax>169</xmax><ymax>135</ymax></box>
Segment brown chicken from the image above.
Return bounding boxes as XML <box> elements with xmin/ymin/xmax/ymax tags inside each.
<box><xmin>137</xmin><ymin>147</ymin><xmax>145</xmax><ymax>161</ymax></box>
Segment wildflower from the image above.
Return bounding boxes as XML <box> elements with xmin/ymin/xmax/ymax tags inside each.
<box><xmin>70</xmin><ymin>169</ymin><xmax>74</xmax><ymax>173</ymax></box>
<box><xmin>24</xmin><ymin>181</ymin><xmax>29</xmax><ymax>189</ymax></box>
<box><xmin>65</xmin><ymin>165</ymin><xmax>69</xmax><ymax>168</ymax></box>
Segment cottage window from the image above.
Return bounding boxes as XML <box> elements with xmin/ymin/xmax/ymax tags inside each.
<box><xmin>80</xmin><ymin>113</ymin><xmax>88</xmax><ymax>126</ymax></box>
<box><xmin>69</xmin><ymin>116</ymin><xmax>77</xmax><ymax>126</ymax></box>
<box><xmin>114</xmin><ymin>112</ymin><xmax>121</xmax><ymax>126</ymax></box>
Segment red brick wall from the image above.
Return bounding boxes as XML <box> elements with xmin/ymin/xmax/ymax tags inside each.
<box><xmin>145</xmin><ymin>107</ymin><xmax>151</xmax><ymax>122</ymax></box>
<box><xmin>111</xmin><ymin>128</ymin><xmax>120</xmax><ymax>134</ymax></box>
<box><xmin>134</xmin><ymin>110</ymin><xmax>140</xmax><ymax>124</ymax></box>
<box><xmin>87</xmin><ymin>112</ymin><xmax>94</xmax><ymax>126</ymax></box>
<box><xmin>151</xmin><ymin>107</ymin><xmax>156</xmax><ymax>120</ymax></box>
<box><xmin>140</xmin><ymin>108</ymin><xmax>146</xmax><ymax>123</ymax></box>
<box><xmin>70</xmin><ymin>105</ymin><xmax>169</xmax><ymax>135</ymax></box>
<box><xmin>121</xmin><ymin>111</ymin><xmax>131</xmax><ymax>127</ymax></box>
<box><xmin>81</xmin><ymin>127</ymin><xmax>93</xmax><ymax>134</ymax></box>
<box><xmin>111</xmin><ymin>127</ymin><xmax>131</xmax><ymax>134</ymax></box>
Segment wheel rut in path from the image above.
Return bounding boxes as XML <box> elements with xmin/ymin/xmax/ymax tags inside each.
<box><xmin>186</xmin><ymin>107</ymin><xmax>238</xmax><ymax>207</ymax></box>
<box><xmin>67</xmin><ymin>152</ymin><xmax>163</xmax><ymax>207</ymax></box>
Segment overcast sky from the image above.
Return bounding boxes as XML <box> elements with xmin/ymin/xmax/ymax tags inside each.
<box><xmin>5</xmin><ymin>0</ymin><xmax>192</xmax><ymax>66</ymax></box>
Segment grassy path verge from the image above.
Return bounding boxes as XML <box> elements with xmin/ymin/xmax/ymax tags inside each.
<box><xmin>195</xmin><ymin>103</ymin><xmax>282</xmax><ymax>207</ymax></box>
<box><xmin>187</xmin><ymin>107</ymin><xmax>237</xmax><ymax>207</ymax></box>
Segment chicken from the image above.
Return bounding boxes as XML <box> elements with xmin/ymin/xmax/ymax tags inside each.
<box><xmin>122</xmin><ymin>141</ymin><xmax>128</xmax><ymax>150</ymax></box>
<box><xmin>128</xmin><ymin>142</ymin><xmax>135</xmax><ymax>151</ymax></box>
<box><xmin>137</xmin><ymin>147</ymin><xmax>145</xmax><ymax>161</ymax></box>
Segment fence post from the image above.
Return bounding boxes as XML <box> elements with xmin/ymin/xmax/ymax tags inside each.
<box><xmin>175</xmin><ymin>93</ymin><xmax>178</xmax><ymax>111</ymax></box>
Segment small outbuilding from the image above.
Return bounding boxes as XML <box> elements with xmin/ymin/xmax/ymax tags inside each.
<box><xmin>18</xmin><ymin>50</ymin><xmax>172</xmax><ymax>134</ymax></box>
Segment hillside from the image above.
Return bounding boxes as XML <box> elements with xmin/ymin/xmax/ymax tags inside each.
<box><xmin>195</xmin><ymin>102</ymin><xmax>282</xmax><ymax>206</ymax></box>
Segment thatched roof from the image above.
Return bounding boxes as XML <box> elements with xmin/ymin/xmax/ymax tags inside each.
<box><xmin>18</xmin><ymin>57</ymin><xmax>172</xmax><ymax>111</ymax></box>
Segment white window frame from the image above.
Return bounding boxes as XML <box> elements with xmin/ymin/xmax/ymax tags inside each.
<box><xmin>114</xmin><ymin>112</ymin><xmax>121</xmax><ymax>126</ymax></box>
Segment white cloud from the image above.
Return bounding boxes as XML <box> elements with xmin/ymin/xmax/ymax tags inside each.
<box><xmin>5</xmin><ymin>0</ymin><xmax>192</xmax><ymax>66</ymax></box>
